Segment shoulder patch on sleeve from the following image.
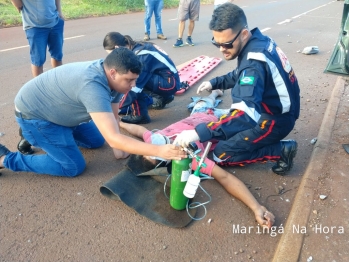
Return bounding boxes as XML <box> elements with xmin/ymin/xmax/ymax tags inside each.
<box><xmin>240</xmin><ymin>76</ymin><xmax>255</xmax><ymax>85</ymax></box>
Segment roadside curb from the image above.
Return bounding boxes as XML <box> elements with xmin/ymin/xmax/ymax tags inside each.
<box><xmin>272</xmin><ymin>76</ymin><xmax>346</xmax><ymax>262</ymax></box>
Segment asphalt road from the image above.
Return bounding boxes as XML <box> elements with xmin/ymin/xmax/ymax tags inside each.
<box><xmin>0</xmin><ymin>0</ymin><xmax>343</xmax><ymax>261</ymax></box>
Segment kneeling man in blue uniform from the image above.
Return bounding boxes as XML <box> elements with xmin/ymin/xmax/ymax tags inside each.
<box><xmin>174</xmin><ymin>3</ymin><xmax>300</xmax><ymax>175</ymax></box>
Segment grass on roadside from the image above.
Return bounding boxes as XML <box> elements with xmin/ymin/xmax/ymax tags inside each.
<box><xmin>0</xmin><ymin>0</ymin><xmax>212</xmax><ymax>28</ymax></box>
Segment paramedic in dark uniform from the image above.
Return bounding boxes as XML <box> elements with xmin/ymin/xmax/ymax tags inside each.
<box><xmin>103</xmin><ymin>32</ymin><xmax>180</xmax><ymax>124</ymax></box>
<box><xmin>173</xmin><ymin>3</ymin><xmax>300</xmax><ymax>175</ymax></box>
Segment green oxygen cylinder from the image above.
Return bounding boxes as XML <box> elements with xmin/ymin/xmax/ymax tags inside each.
<box><xmin>170</xmin><ymin>157</ymin><xmax>192</xmax><ymax>210</ymax></box>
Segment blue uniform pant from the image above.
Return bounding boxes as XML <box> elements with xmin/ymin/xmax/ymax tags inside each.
<box><xmin>119</xmin><ymin>71</ymin><xmax>179</xmax><ymax>116</ymax></box>
<box><xmin>3</xmin><ymin>117</ymin><xmax>104</xmax><ymax>177</ymax></box>
<box><xmin>213</xmin><ymin>114</ymin><xmax>295</xmax><ymax>166</ymax></box>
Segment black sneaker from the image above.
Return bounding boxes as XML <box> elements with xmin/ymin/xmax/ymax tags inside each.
<box><xmin>121</xmin><ymin>114</ymin><xmax>151</xmax><ymax>124</ymax></box>
<box><xmin>17</xmin><ymin>138</ymin><xmax>34</xmax><ymax>155</ymax></box>
<box><xmin>151</xmin><ymin>95</ymin><xmax>174</xmax><ymax>110</ymax></box>
<box><xmin>272</xmin><ymin>140</ymin><xmax>298</xmax><ymax>175</ymax></box>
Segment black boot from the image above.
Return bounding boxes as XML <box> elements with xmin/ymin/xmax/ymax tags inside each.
<box><xmin>151</xmin><ymin>95</ymin><xmax>174</xmax><ymax>110</ymax></box>
<box><xmin>18</xmin><ymin>128</ymin><xmax>34</xmax><ymax>155</ymax></box>
<box><xmin>121</xmin><ymin>93</ymin><xmax>151</xmax><ymax>124</ymax></box>
<box><xmin>121</xmin><ymin>114</ymin><xmax>151</xmax><ymax>124</ymax></box>
<box><xmin>272</xmin><ymin>140</ymin><xmax>298</xmax><ymax>175</ymax></box>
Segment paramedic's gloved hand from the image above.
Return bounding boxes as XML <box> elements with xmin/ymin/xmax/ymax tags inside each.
<box><xmin>173</xmin><ymin>130</ymin><xmax>200</xmax><ymax>148</ymax></box>
<box><xmin>197</xmin><ymin>81</ymin><xmax>212</xmax><ymax>94</ymax></box>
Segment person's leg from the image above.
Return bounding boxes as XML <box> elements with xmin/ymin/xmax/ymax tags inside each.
<box><xmin>119</xmin><ymin>90</ymin><xmax>139</xmax><ymax>115</ymax></box>
<box><xmin>210</xmin><ymin>164</ymin><xmax>275</xmax><ymax>228</ymax></box>
<box><xmin>72</xmin><ymin>121</ymin><xmax>105</xmax><ymax>149</ymax></box>
<box><xmin>212</xmin><ymin>115</ymin><xmax>297</xmax><ymax>174</ymax></box>
<box><xmin>3</xmin><ymin>118</ymin><xmax>86</xmax><ymax>176</ymax></box>
<box><xmin>187</xmin><ymin>19</ymin><xmax>195</xmax><ymax>37</ymax></box>
<box><xmin>189</xmin><ymin>89</ymin><xmax>224</xmax><ymax>115</ymax></box>
<box><xmin>186</xmin><ymin>0</ymin><xmax>200</xmax><ymax>45</ymax></box>
<box><xmin>121</xmin><ymin>92</ymin><xmax>151</xmax><ymax>124</ymax></box>
<box><xmin>178</xmin><ymin>20</ymin><xmax>185</xmax><ymax>38</ymax></box>
<box><xmin>25</xmin><ymin>27</ymin><xmax>49</xmax><ymax>77</ymax></box>
<box><xmin>51</xmin><ymin>58</ymin><xmax>62</xmax><ymax>68</ymax></box>
<box><xmin>173</xmin><ymin>0</ymin><xmax>188</xmax><ymax>47</ymax></box>
<box><xmin>144</xmin><ymin>0</ymin><xmax>154</xmax><ymax>37</ymax></box>
<box><xmin>31</xmin><ymin>65</ymin><xmax>44</xmax><ymax>77</ymax></box>
<box><xmin>154</xmin><ymin>0</ymin><xmax>164</xmax><ymax>35</ymax></box>
<box><xmin>145</xmin><ymin>72</ymin><xmax>178</xmax><ymax>109</ymax></box>
<box><xmin>185</xmin><ymin>20</ymin><xmax>195</xmax><ymax>46</ymax></box>
<box><xmin>48</xmin><ymin>18</ymin><xmax>64</xmax><ymax>69</ymax></box>
<box><xmin>17</xmin><ymin>127</ymin><xmax>34</xmax><ymax>154</ymax></box>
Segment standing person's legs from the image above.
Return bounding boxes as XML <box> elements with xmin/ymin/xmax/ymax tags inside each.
<box><xmin>48</xmin><ymin>18</ymin><xmax>64</xmax><ymax>68</ymax></box>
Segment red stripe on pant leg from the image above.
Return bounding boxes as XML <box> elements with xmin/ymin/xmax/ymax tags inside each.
<box><xmin>253</xmin><ymin>120</ymin><xmax>275</xmax><ymax>143</ymax></box>
<box><xmin>209</xmin><ymin>111</ymin><xmax>245</xmax><ymax>130</ymax></box>
<box><xmin>119</xmin><ymin>92</ymin><xmax>129</xmax><ymax>109</ymax></box>
<box><xmin>133</xmin><ymin>100</ymin><xmax>140</xmax><ymax>116</ymax></box>
<box><xmin>218</xmin><ymin>155</ymin><xmax>280</xmax><ymax>167</ymax></box>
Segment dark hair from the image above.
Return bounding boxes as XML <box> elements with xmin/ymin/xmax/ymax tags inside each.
<box><xmin>104</xmin><ymin>47</ymin><xmax>142</xmax><ymax>75</ymax></box>
<box><xmin>209</xmin><ymin>3</ymin><xmax>248</xmax><ymax>32</ymax></box>
<box><xmin>103</xmin><ymin>32</ymin><xmax>138</xmax><ymax>50</ymax></box>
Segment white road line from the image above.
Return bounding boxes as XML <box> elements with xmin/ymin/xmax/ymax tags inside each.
<box><xmin>0</xmin><ymin>35</ymin><xmax>85</xmax><ymax>52</ymax></box>
<box><xmin>278</xmin><ymin>20</ymin><xmax>289</xmax><ymax>25</ymax></box>
<box><xmin>0</xmin><ymin>44</ymin><xmax>29</xmax><ymax>52</ymax></box>
<box><xmin>261</xmin><ymin>28</ymin><xmax>271</xmax><ymax>32</ymax></box>
<box><xmin>64</xmin><ymin>35</ymin><xmax>85</xmax><ymax>40</ymax></box>
<box><xmin>277</xmin><ymin>1</ymin><xmax>333</xmax><ymax>25</ymax></box>
<box><xmin>292</xmin><ymin>3</ymin><xmax>331</xmax><ymax>19</ymax></box>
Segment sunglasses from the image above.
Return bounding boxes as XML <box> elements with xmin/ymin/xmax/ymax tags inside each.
<box><xmin>211</xmin><ymin>28</ymin><xmax>244</xmax><ymax>49</ymax></box>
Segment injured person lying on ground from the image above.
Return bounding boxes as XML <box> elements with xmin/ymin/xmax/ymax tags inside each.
<box><xmin>120</xmin><ymin>89</ymin><xmax>275</xmax><ymax>228</ymax></box>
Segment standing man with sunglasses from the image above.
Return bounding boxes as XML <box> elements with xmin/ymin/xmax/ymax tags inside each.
<box><xmin>173</xmin><ymin>3</ymin><xmax>300</xmax><ymax>175</ymax></box>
